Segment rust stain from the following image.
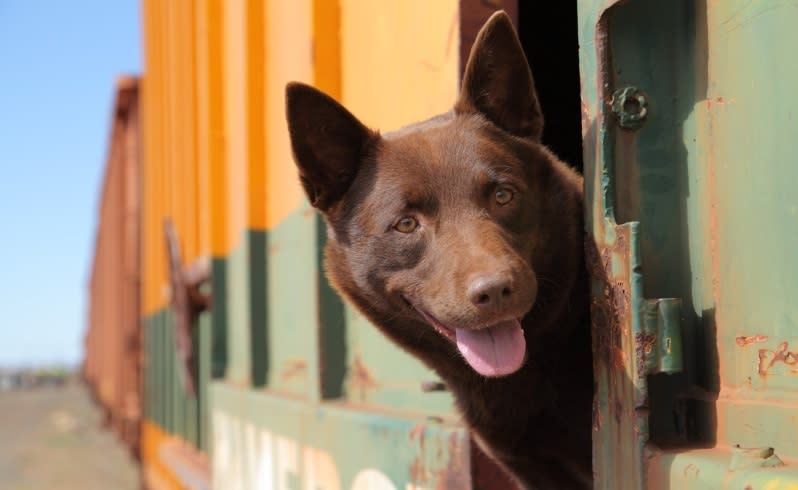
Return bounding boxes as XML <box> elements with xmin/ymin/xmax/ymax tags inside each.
<box><xmin>593</xmin><ymin>396</ymin><xmax>603</xmax><ymax>431</ymax></box>
<box><xmin>758</xmin><ymin>342</ymin><xmax>798</xmax><ymax>376</ymax></box>
<box><xmin>279</xmin><ymin>359</ymin><xmax>307</xmax><ymax>380</ymax></box>
<box><xmin>735</xmin><ymin>335</ymin><xmax>769</xmax><ymax>347</ymax></box>
<box><xmin>587</xmin><ymin>240</ymin><xmax>630</xmax><ymax>372</ymax></box>
<box><xmin>409</xmin><ymin>423</ymin><xmax>425</xmax><ymax>442</ymax></box>
<box><xmin>612</xmin><ymin>281</ymin><xmax>630</xmax><ymax>319</ymax></box>
<box><xmin>409</xmin><ymin>453</ymin><xmax>425</xmax><ymax>484</ymax></box>
<box><xmin>613</xmin><ymin>227</ymin><xmax>628</xmax><ymax>254</ymax></box>
<box><xmin>707</xmin><ymin>96</ymin><xmax>737</xmax><ymax>107</ymax></box>
<box><xmin>586</xmin><ymin>230</ymin><xmax>630</xmax><ymax>429</ymax></box>
<box><xmin>436</xmin><ymin>433</ymin><xmax>471</xmax><ymax>490</ymax></box>
<box><xmin>614</xmin><ymin>400</ymin><xmax>623</xmax><ymax>425</ymax></box>
<box><xmin>581</xmin><ymin>99</ymin><xmax>592</xmax><ymax>139</ymax></box>
<box><xmin>635</xmin><ymin>332</ymin><xmax>656</xmax><ymax>378</ymax></box>
<box><xmin>350</xmin><ymin>356</ymin><xmax>380</xmax><ymax>402</ymax></box>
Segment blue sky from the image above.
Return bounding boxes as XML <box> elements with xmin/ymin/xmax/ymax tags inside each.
<box><xmin>0</xmin><ymin>1</ymin><xmax>141</xmax><ymax>367</ymax></box>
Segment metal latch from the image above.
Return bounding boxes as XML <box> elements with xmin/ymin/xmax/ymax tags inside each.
<box><xmin>640</xmin><ymin>298</ymin><xmax>683</xmax><ymax>374</ymax></box>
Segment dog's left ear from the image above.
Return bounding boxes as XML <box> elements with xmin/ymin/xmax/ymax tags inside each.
<box><xmin>455</xmin><ymin>11</ymin><xmax>543</xmax><ymax>141</ymax></box>
<box><xmin>285</xmin><ymin>82</ymin><xmax>378</xmax><ymax>212</ymax></box>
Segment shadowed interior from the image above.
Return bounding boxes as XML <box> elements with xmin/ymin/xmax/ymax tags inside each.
<box><xmin>518</xmin><ymin>2</ymin><xmax>584</xmax><ymax>173</ymax></box>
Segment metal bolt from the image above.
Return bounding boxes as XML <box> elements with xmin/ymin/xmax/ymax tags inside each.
<box><xmin>611</xmin><ymin>86</ymin><xmax>648</xmax><ymax>130</ymax></box>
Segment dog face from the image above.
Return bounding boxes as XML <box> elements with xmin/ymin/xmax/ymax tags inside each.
<box><xmin>286</xmin><ymin>12</ymin><xmax>569</xmax><ymax>378</ymax></box>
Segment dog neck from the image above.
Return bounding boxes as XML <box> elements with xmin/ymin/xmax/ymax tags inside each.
<box><xmin>328</xmin><ymin>162</ymin><xmax>592</xmax><ymax>489</ymax></box>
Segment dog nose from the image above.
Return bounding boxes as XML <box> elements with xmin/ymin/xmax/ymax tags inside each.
<box><xmin>468</xmin><ymin>272</ymin><xmax>513</xmax><ymax>309</ymax></box>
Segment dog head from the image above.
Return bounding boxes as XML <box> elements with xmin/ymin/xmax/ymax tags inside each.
<box><xmin>286</xmin><ymin>11</ymin><xmax>578</xmax><ymax>378</ymax></box>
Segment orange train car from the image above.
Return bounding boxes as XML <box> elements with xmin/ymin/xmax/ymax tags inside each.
<box><xmin>86</xmin><ymin>0</ymin><xmax>798</xmax><ymax>487</ymax></box>
<box><xmin>83</xmin><ymin>76</ymin><xmax>142</xmax><ymax>457</ymax></box>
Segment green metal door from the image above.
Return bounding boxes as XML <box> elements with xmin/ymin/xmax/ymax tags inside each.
<box><xmin>580</xmin><ymin>0</ymin><xmax>798</xmax><ymax>488</ymax></box>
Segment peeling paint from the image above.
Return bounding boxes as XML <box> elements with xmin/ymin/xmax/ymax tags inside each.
<box><xmin>758</xmin><ymin>342</ymin><xmax>798</xmax><ymax>376</ymax></box>
<box><xmin>349</xmin><ymin>356</ymin><xmax>380</xmax><ymax>402</ymax></box>
<box><xmin>736</xmin><ymin>335</ymin><xmax>769</xmax><ymax>347</ymax></box>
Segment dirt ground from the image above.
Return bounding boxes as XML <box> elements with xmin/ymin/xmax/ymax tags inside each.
<box><xmin>0</xmin><ymin>381</ymin><xmax>140</xmax><ymax>490</ymax></box>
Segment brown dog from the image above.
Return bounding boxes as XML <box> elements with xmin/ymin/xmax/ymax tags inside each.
<box><xmin>285</xmin><ymin>11</ymin><xmax>592</xmax><ymax>489</ymax></box>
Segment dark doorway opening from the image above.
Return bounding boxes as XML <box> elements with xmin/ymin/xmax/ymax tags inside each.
<box><xmin>517</xmin><ymin>2</ymin><xmax>584</xmax><ymax>172</ymax></box>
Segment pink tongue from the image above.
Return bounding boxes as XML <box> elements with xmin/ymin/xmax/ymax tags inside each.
<box><xmin>455</xmin><ymin>320</ymin><xmax>526</xmax><ymax>377</ymax></box>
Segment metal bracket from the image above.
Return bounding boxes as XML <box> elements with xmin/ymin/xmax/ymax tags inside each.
<box><xmin>164</xmin><ymin>219</ymin><xmax>212</xmax><ymax>396</ymax></box>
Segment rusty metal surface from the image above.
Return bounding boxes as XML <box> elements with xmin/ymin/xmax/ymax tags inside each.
<box><xmin>164</xmin><ymin>219</ymin><xmax>211</xmax><ymax>397</ymax></box>
<box><xmin>83</xmin><ymin>76</ymin><xmax>141</xmax><ymax>454</ymax></box>
<box><xmin>210</xmin><ymin>382</ymin><xmax>474</xmax><ymax>490</ymax></box>
<box><xmin>581</xmin><ymin>0</ymin><xmax>798</xmax><ymax>487</ymax></box>
<box><xmin>136</xmin><ymin>0</ymin><xmax>539</xmax><ymax>484</ymax></box>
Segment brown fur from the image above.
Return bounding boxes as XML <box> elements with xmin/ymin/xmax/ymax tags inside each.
<box><xmin>285</xmin><ymin>11</ymin><xmax>592</xmax><ymax>489</ymax></box>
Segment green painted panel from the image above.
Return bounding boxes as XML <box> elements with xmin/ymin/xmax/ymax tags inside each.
<box><xmin>185</xmin><ymin>325</ymin><xmax>200</xmax><ymax>448</ymax></box>
<box><xmin>648</xmin><ymin>447</ymin><xmax>798</xmax><ymax>489</ymax></box>
<box><xmin>226</xmin><ymin>233</ymin><xmax>253</xmax><ymax>385</ymax></box>
<box><xmin>252</xmin><ymin>204</ymin><xmax>456</xmax><ymax>414</ymax></box>
<box><xmin>580</xmin><ymin>0</ymin><xmax>798</xmax><ymax>487</ymax></box>
<box><xmin>344</xmin><ymin>310</ymin><xmax>455</xmax><ymax>416</ymax></box>
<box><xmin>198</xmin><ymin>311</ymin><xmax>212</xmax><ymax>453</ymax></box>
<box><xmin>163</xmin><ymin>312</ymin><xmax>173</xmax><ymax>433</ymax></box>
<box><xmin>706</xmin><ymin>0</ymin><xmax>798</xmax><ymax>459</ymax></box>
<box><xmin>143</xmin><ymin>308</ymin><xmax>209</xmax><ymax>453</ymax></box>
<box><xmin>225</xmin><ymin>230</ymin><xmax>268</xmax><ymax>386</ymax></box>
<box><xmin>211</xmin><ymin>258</ymin><xmax>228</xmax><ymax>379</ymax></box>
<box><xmin>145</xmin><ymin>319</ymin><xmax>153</xmax><ymax>421</ymax></box>
<box><xmin>264</xmin><ymin>204</ymin><xmax>321</xmax><ymax>398</ymax></box>
<box><xmin>209</xmin><ymin>382</ymin><xmax>470</xmax><ymax>490</ymax></box>
<box><xmin>316</xmin><ymin>214</ymin><xmax>348</xmax><ymax>401</ymax></box>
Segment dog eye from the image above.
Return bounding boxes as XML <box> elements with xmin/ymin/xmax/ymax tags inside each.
<box><xmin>495</xmin><ymin>187</ymin><xmax>514</xmax><ymax>205</ymax></box>
<box><xmin>394</xmin><ymin>217</ymin><xmax>419</xmax><ymax>233</ymax></box>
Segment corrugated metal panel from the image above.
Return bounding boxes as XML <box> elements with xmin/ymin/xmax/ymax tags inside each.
<box><xmin>136</xmin><ymin>0</ymin><xmax>521</xmax><ymax>487</ymax></box>
<box><xmin>139</xmin><ymin>0</ymin><xmax>218</xmax><ymax>486</ymax></box>
<box><xmin>84</xmin><ymin>77</ymin><xmax>141</xmax><ymax>456</ymax></box>
<box><xmin>87</xmin><ymin>0</ymin><xmax>798</xmax><ymax>487</ymax></box>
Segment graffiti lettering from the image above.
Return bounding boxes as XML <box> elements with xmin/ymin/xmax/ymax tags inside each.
<box><xmin>212</xmin><ymin>410</ymin><xmax>429</xmax><ymax>490</ymax></box>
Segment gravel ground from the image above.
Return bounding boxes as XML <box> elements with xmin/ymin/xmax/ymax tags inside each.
<box><xmin>0</xmin><ymin>381</ymin><xmax>140</xmax><ymax>490</ymax></box>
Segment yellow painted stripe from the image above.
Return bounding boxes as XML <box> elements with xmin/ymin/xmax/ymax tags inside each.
<box><xmin>141</xmin><ymin>0</ymin><xmax>163</xmax><ymax>315</ymax></box>
<box><xmin>247</xmin><ymin>0</ymin><xmax>267</xmax><ymax>232</ymax></box>
<box><xmin>265</xmin><ymin>0</ymin><xmax>313</xmax><ymax>229</ymax></box>
<box><xmin>222</xmin><ymin>0</ymin><xmax>247</xmax><ymax>252</ymax></box>
<box><xmin>313</xmin><ymin>0</ymin><xmax>341</xmax><ymax>99</ymax></box>
<box><xmin>202</xmin><ymin>0</ymin><xmax>228</xmax><ymax>258</ymax></box>
<box><xmin>340</xmin><ymin>0</ymin><xmax>460</xmax><ymax>130</ymax></box>
<box><xmin>139</xmin><ymin>1</ymin><xmax>350</xmax><ymax>314</ymax></box>
<box><xmin>142</xmin><ymin>0</ymin><xmax>216</xmax><ymax>314</ymax></box>
<box><xmin>141</xmin><ymin>420</ymin><xmax>185</xmax><ymax>490</ymax></box>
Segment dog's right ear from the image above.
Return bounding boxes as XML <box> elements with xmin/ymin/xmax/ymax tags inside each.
<box><xmin>285</xmin><ymin>82</ymin><xmax>378</xmax><ymax>212</ymax></box>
